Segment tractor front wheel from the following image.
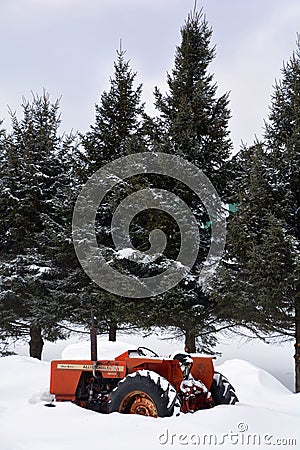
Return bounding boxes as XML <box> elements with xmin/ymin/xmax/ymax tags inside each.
<box><xmin>108</xmin><ymin>370</ymin><xmax>177</xmax><ymax>417</ymax></box>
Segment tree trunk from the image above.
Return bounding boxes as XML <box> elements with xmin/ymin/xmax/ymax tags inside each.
<box><xmin>184</xmin><ymin>330</ymin><xmax>196</xmax><ymax>353</ymax></box>
<box><xmin>29</xmin><ymin>325</ymin><xmax>44</xmax><ymax>360</ymax></box>
<box><xmin>295</xmin><ymin>303</ymin><xmax>300</xmax><ymax>393</ymax></box>
<box><xmin>108</xmin><ymin>322</ymin><xmax>117</xmax><ymax>342</ymax></box>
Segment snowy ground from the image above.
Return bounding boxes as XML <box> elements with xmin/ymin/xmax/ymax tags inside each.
<box><xmin>0</xmin><ymin>334</ymin><xmax>299</xmax><ymax>450</ymax></box>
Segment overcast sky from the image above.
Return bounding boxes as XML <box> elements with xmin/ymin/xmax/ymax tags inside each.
<box><xmin>1</xmin><ymin>0</ymin><xmax>299</xmax><ymax>153</ymax></box>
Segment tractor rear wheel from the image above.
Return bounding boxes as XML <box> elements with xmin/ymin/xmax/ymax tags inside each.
<box><xmin>210</xmin><ymin>372</ymin><xmax>238</xmax><ymax>405</ymax></box>
<box><xmin>108</xmin><ymin>370</ymin><xmax>177</xmax><ymax>417</ymax></box>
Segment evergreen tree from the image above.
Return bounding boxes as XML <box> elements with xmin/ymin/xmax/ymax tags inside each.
<box><xmin>212</xmin><ymin>143</ymin><xmax>287</xmax><ymax>322</ymax></box>
<box><xmin>264</xmin><ymin>37</ymin><xmax>300</xmax><ymax>391</ymax></box>
<box><xmin>81</xmin><ymin>49</ymin><xmax>145</xmax><ymax>176</ymax></box>
<box><xmin>142</xmin><ymin>8</ymin><xmax>233</xmax><ymax>352</ymax></box>
<box><xmin>74</xmin><ymin>50</ymin><xmax>148</xmax><ymax>339</ymax></box>
<box><xmin>0</xmin><ymin>93</ymin><xmax>76</xmax><ymax>359</ymax></box>
<box><xmin>214</xmin><ymin>37</ymin><xmax>300</xmax><ymax>392</ymax></box>
<box><xmin>0</xmin><ymin>119</ymin><xmax>8</xmax><ymax>354</ymax></box>
<box><xmin>154</xmin><ymin>10</ymin><xmax>231</xmax><ymax>181</ymax></box>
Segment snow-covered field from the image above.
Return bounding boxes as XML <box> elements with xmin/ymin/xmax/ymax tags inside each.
<box><xmin>0</xmin><ymin>334</ymin><xmax>299</xmax><ymax>450</ymax></box>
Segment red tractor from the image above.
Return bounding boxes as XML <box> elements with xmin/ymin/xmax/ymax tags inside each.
<box><xmin>49</xmin><ymin>330</ymin><xmax>238</xmax><ymax>417</ymax></box>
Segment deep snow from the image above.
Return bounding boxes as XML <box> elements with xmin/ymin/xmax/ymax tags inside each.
<box><xmin>0</xmin><ymin>337</ymin><xmax>299</xmax><ymax>450</ymax></box>
<box><xmin>13</xmin><ymin>329</ymin><xmax>296</xmax><ymax>390</ymax></box>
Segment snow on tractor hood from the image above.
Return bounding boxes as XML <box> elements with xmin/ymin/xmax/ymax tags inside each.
<box><xmin>61</xmin><ymin>340</ymin><xmax>138</xmax><ymax>360</ymax></box>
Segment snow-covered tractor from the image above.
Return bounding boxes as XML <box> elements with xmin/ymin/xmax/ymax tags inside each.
<box><xmin>49</xmin><ymin>339</ymin><xmax>238</xmax><ymax>417</ymax></box>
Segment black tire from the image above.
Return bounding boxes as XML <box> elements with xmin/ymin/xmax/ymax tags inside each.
<box><xmin>210</xmin><ymin>372</ymin><xmax>238</xmax><ymax>405</ymax></box>
<box><xmin>108</xmin><ymin>370</ymin><xmax>177</xmax><ymax>417</ymax></box>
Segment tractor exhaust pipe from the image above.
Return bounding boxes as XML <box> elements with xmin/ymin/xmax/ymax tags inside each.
<box><xmin>90</xmin><ymin>308</ymin><xmax>97</xmax><ymax>377</ymax></box>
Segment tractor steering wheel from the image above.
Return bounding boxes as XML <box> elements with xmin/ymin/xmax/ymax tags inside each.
<box><xmin>137</xmin><ymin>346</ymin><xmax>160</xmax><ymax>358</ymax></box>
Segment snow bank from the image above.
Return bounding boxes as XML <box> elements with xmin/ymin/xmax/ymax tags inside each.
<box><xmin>12</xmin><ymin>330</ymin><xmax>295</xmax><ymax>391</ymax></box>
<box><xmin>0</xmin><ymin>354</ymin><xmax>299</xmax><ymax>450</ymax></box>
<box><xmin>0</xmin><ymin>356</ymin><xmax>50</xmax><ymax>406</ymax></box>
<box><xmin>61</xmin><ymin>340</ymin><xmax>138</xmax><ymax>360</ymax></box>
<box><xmin>216</xmin><ymin>359</ymin><xmax>299</xmax><ymax>416</ymax></box>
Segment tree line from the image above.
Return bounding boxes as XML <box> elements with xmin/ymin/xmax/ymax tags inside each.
<box><xmin>0</xmin><ymin>9</ymin><xmax>299</xmax><ymax>392</ymax></box>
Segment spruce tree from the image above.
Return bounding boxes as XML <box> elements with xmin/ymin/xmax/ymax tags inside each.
<box><xmin>75</xmin><ymin>50</ymin><xmax>148</xmax><ymax>340</ymax></box>
<box><xmin>81</xmin><ymin>49</ymin><xmax>144</xmax><ymax>175</ymax></box>
<box><xmin>214</xmin><ymin>38</ymin><xmax>300</xmax><ymax>392</ymax></box>
<box><xmin>154</xmin><ymin>10</ymin><xmax>231</xmax><ymax>180</ymax></box>
<box><xmin>264</xmin><ymin>37</ymin><xmax>300</xmax><ymax>391</ymax></box>
<box><xmin>0</xmin><ymin>93</ymin><xmax>75</xmax><ymax>359</ymax></box>
<box><xmin>144</xmin><ymin>8</ymin><xmax>233</xmax><ymax>352</ymax></box>
<box><xmin>212</xmin><ymin>143</ymin><xmax>286</xmax><ymax>322</ymax></box>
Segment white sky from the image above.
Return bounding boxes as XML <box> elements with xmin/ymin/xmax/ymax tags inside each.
<box><xmin>0</xmin><ymin>0</ymin><xmax>299</xmax><ymax>153</ymax></box>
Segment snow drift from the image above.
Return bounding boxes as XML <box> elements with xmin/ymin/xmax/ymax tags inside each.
<box><xmin>0</xmin><ymin>352</ymin><xmax>299</xmax><ymax>450</ymax></box>
<box><xmin>61</xmin><ymin>339</ymin><xmax>138</xmax><ymax>360</ymax></box>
